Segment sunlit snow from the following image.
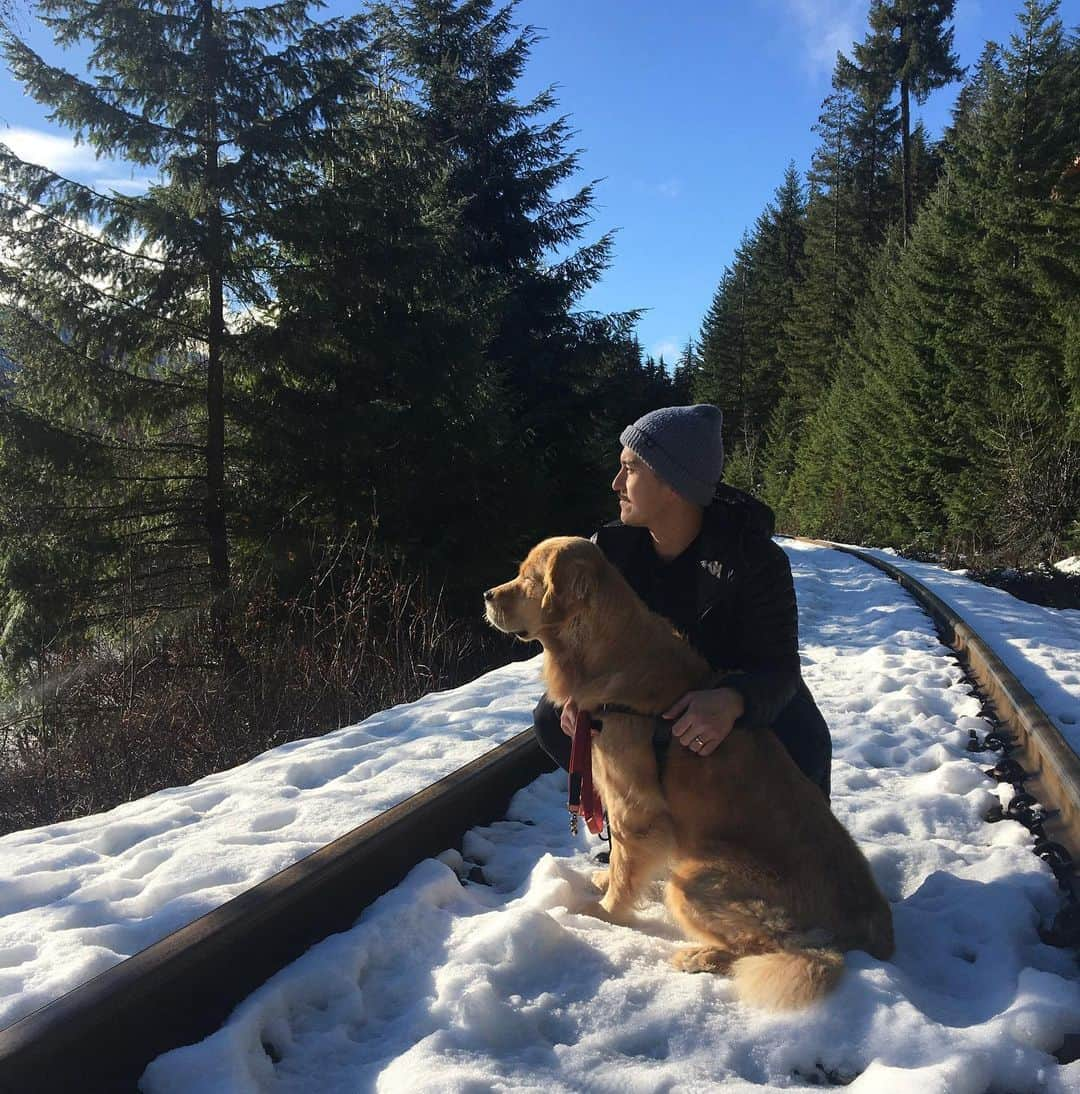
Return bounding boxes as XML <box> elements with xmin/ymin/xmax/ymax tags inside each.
<box><xmin>2</xmin><ymin>544</ymin><xmax>1078</xmax><ymax>1091</ymax></box>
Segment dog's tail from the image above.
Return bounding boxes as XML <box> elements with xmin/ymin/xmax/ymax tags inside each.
<box><xmin>730</xmin><ymin>946</ymin><xmax>844</xmax><ymax>1010</ymax></box>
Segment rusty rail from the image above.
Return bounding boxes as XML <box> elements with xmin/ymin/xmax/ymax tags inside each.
<box><xmin>0</xmin><ymin>730</ymin><xmax>553</xmax><ymax>1093</ymax></box>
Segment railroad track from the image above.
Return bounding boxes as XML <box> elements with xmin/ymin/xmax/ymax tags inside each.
<box><xmin>1</xmin><ymin>543</ymin><xmax>1077</xmax><ymax>1093</ymax></box>
<box><xmin>799</xmin><ymin>540</ymin><xmax>1080</xmax><ymax>884</ymax></box>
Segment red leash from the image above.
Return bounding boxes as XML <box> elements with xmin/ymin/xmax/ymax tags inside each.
<box><xmin>568</xmin><ymin>709</ymin><xmax>604</xmax><ymax>835</ymax></box>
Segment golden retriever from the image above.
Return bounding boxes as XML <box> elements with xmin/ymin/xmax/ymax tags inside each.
<box><xmin>484</xmin><ymin>536</ymin><xmax>894</xmax><ymax>1010</ymax></box>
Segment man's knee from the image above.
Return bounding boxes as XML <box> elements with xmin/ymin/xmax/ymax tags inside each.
<box><xmin>533</xmin><ymin>694</ymin><xmax>571</xmax><ymax>771</ymax></box>
<box><xmin>771</xmin><ymin>693</ymin><xmax>832</xmax><ymax>800</ymax></box>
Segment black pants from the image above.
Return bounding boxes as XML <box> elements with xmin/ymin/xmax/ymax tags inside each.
<box><xmin>532</xmin><ymin>682</ymin><xmax>832</xmax><ymax>799</ymax></box>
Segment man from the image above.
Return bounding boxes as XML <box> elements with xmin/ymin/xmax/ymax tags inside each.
<box><xmin>532</xmin><ymin>403</ymin><xmax>832</xmax><ymax>797</ymax></box>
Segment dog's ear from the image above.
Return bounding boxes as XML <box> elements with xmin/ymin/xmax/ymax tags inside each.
<box><xmin>541</xmin><ymin>548</ymin><xmax>595</xmax><ymax>618</ymax></box>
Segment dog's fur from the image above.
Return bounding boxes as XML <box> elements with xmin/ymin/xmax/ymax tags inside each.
<box><xmin>485</xmin><ymin>536</ymin><xmax>894</xmax><ymax>1010</ymax></box>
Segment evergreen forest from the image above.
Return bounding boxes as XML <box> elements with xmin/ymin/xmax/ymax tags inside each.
<box><xmin>0</xmin><ymin>0</ymin><xmax>690</xmax><ymax>825</ymax></box>
<box><xmin>694</xmin><ymin>0</ymin><xmax>1079</xmax><ymax>563</ymax></box>
<box><xmin>0</xmin><ymin>0</ymin><xmax>1076</xmax><ymax>826</ymax></box>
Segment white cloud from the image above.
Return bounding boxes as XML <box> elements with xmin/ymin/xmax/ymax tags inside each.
<box><xmin>781</xmin><ymin>0</ymin><xmax>865</xmax><ymax>79</ymax></box>
<box><xmin>1</xmin><ymin>125</ymin><xmax>102</xmax><ymax>174</ymax></box>
<box><xmin>1</xmin><ymin>126</ymin><xmax>155</xmax><ymax>191</ymax></box>
<box><xmin>655</xmin><ymin>178</ymin><xmax>681</xmax><ymax>200</ymax></box>
<box><xmin>651</xmin><ymin>339</ymin><xmax>680</xmax><ymax>363</ymax></box>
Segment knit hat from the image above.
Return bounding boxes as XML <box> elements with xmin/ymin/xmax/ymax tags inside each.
<box><xmin>619</xmin><ymin>404</ymin><xmax>724</xmax><ymax>507</ymax></box>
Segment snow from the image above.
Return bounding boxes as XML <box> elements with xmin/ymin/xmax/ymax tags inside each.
<box><xmin>120</xmin><ymin>543</ymin><xmax>1079</xmax><ymax>1092</ymax></box>
<box><xmin>843</xmin><ymin>545</ymin><xmax>1080</xmax><ymax>753</ymax></box>
<box><xmin>1055</xmin><ymin>558</ymin><xmax>1080</xmax><ymax>576</ymax></box>
<box><xmin>0</xmin><ymin>659</ymin><xmax>541</xmax><ymax>1029</ymax></box>
<box><xmin>2</xmin><ymin>543</ymin><xmax>1078</xmax><ymax>1089</ymax></box>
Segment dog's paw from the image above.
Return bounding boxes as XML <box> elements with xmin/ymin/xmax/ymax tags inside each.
<box><xmin>590</xmin><ymin>868</ymin><xmax>610</xmax><ymax>892</ymax></box>
<box><xmin>671</xmin><ymin>946</ymin><xmax>734</xmax><ymax>974</ymax></box>
<box><xmin>581</xmin><ymin>898</ymin><xmax>633</xmax><ymax>925</ymax></box>
<box><xmin>581</xmin><ymin>900</ymin><xmax>615</xmax><ymax>922</ymax></box>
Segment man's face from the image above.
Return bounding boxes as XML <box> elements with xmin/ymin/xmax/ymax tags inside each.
<box><xmin>611</xmin><ymin>447</ymin><xmax>676</xmax><ymax>527</ymax></box>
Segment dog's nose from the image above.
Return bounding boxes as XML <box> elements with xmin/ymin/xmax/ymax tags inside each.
<box><xmin>483</xmin><ymin>589</ymin><xmax>494</xmax><ymax>601</ymax></box>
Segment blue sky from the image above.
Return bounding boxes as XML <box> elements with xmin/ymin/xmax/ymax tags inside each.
<box><xmin>2</xmin><ymin>0</ymin><xmax>1076</xmax><ymax>361</ymax></box>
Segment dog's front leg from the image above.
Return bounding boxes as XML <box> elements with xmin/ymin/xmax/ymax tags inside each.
<box><xmin>595</xmin><ymin>812</ymin><xmax>672</xmax><ymax>922</ymax></box>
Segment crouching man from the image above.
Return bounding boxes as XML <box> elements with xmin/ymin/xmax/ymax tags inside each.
<box><xmin>532</xmin><ymin>404</ymin><xmax>832</xmax><ymax>798</ymax></box>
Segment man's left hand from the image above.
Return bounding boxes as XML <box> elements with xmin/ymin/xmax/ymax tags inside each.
<box><xmin>664</xmin><ymin>687</ymin><xmax>746</xmax><ymax>758</ymax></box>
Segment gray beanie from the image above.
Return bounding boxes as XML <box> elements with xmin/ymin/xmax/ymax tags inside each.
<box><xmin>620</xmin><ymin>404</ymin><xmax>724</xmax><ymax>506</ymax></box>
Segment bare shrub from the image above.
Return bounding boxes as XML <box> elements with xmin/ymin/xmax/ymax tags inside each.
<box><xmin>0</xmin><ymin>536</ymin><xmax>521</xmax><ymax>834</ymax></box>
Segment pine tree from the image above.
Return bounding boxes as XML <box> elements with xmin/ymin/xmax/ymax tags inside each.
<box><xmin>671</xmin><ymin>339</ymin><xmax>697</xmax><ymax>403</ymax></box>
<box><xmin>695</xmin><ymin>242</ymin><xmax>755</xmax><ymax>482</ymax></box>
<box><xmin>937</xmin><ymin>0</ymin><xmax>1080</xmax><ymax>555</ymax></box>
<box><xmin>854</xmin><ymin>0</ymin><xmax>964</xmax><ymax>238</ymax></box>
<box><xmin>775</xmin><ymin>58</ymin><xmax>899</xmax><ymax>413</ymax></box>
<box><xmin>695</xmin><ymin>167</ymin><xmax>806</xmax><ymax>491</ymax></box>
<box><xmin>764</xmin><ymin>57</ymin><xmax>900</xmax><ymax>516</ymax></box>
<box><xmin>231</xmin><ymin>75</ymin><xmax>515</xmax><ymax>597</ymax></box>
<box><xmin>784</xmin><ymin>233</ymin><xmax>926</xmax><ymax>545</ymax></box>
<box><xmin>906</xmin><ymin>121</ymin><xmax>945</xmax><ymax>215</ymax></box>
<box><xmin>378</xmin><ymin>0</ymin><xmax>638</xmax><ymax>539</ymax></box>
<box><xmin>842</xmin><ymin>54</ymin><xmax>903</xmax><ymax>242</ymax></box>
<box><xmin>784</xmin><ymin>1</ymin><xmax>1080</xmax><ymax>560</ymax></box>
<box><xmin>0</xmin><ymin>0</ymin><xmax>371</xmax><ymax>662</ymax></box>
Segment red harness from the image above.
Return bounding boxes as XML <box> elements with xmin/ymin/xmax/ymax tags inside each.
<box><xmin>566</xmin><ymin>704</ymin><xmax>675</xmax><ymax>835</ymax></box>
<box><xmin>567</xmin><ymin>709</ymin><xmax>604</xmax><ymax>835</ymax></box>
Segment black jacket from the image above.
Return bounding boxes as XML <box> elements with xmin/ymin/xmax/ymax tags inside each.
<box><xmin>592</xmin><ymin>485</ymin><xmax>806</xmax><ymax>729</ymax></box>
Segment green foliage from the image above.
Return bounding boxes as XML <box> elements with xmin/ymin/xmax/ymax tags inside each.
<box><xmin>0</xmin><ymin>0</ymin><xmax>680</xmax><ymax>692</ymax></box>
<box><xmin>373</xmin><ymin>0</ymin><xmax>644</xmax><ymax>550</ymax></box>
<box><xmin>697</xmin><ymin>0</ymin><xmax>1076</xmax><ymax>564</ymax></box>
<box><xmin>763</xmin><ymin>54</ymin><xmax>905</xmax><ymax>515</ymax></box>
<box><xmin>671</xmin><ymin>340</ymin><xmax>698</xmax><ymax>403</ymax></box>
<box><xmin>0</xmin><ymin>0</ymin><xmax>376</xmax><ymax>662</ymax></box>
<box><xmin>854</xmin><ymin>0</ymin><xmax>964</xmax><ymax>234</ymax></box>
<box><xmin>782</xmin><ymin>0</ymin><xmax>1080</xmax><ymax>561</ymax></box>
<box><xmin>695</xmin><ymin>164</ymin><xmax>805</xmax><ymax>488</ymax></box>
<box><xmin>855</xmin><ymin>0</ymin><xmax>964</xmax><ymax>102</ymax></box>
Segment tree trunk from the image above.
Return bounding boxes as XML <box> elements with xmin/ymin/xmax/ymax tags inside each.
<box><xmin>200</xmin><ymin>0</ymin><xmax>230</xmax><ymax>637</ymax></box>
<box><xmin>901</xmin><ymin>74</ymin><xmax>912</xmax><ymax>239</ymax></box>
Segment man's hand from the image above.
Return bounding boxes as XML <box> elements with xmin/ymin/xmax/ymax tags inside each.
<box><xmin>559</xmin><ymin>697</ymin><xmax>580</xmax><ymax>738</ymax></box>
<box><xmin>663</xmin><ymin>687</ymin><xmax>745</xmax><ymax>757</ymax></box>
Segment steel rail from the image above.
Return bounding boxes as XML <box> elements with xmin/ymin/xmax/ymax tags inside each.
<box><xmin>0</xmin><ymin>730</ymin><xmax>554</xmax><ymax>1093</ymax></box>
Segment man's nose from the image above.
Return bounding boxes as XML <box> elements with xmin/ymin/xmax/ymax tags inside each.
<box><xmin>483</xmin><ymin>589</ymin><xmax>495</xmax><ymax>601</ymax></box>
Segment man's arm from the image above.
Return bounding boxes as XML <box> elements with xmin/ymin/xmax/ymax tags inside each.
<box><xmin>715</xmin><ymin>539</ymin><xmax>802</xmax><ymax>729</ymax></box>
<box><xmin>665</xmin><ymin>539</ymin><xmax>802</xmax><ymax>754</ymax></box>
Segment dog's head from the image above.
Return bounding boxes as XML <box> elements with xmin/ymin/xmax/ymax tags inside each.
<box><xmin>483</xmin><ymin>536</ymin><xmax>606</xmax><ymax>642</ymax></box>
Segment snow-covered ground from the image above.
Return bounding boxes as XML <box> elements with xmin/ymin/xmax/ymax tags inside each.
<box><xmin>3</xmin><ymin>543</ymin><xmax>1079</xmax><ymax>1091</ymax></box>
<box><xmin>130</xmin><ymin>543</ymin><xmax>1079</xmax><ymax>1093</ymax></box>
<box><xmin>0</xmin><ymin>659</ymin><xmax>541</xmax><ymax>1029</ymax></box>
<box><xmin>850</xmin><ymin>545</ymin><xmax>1080</xmax><ymax>753</ymax></box>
